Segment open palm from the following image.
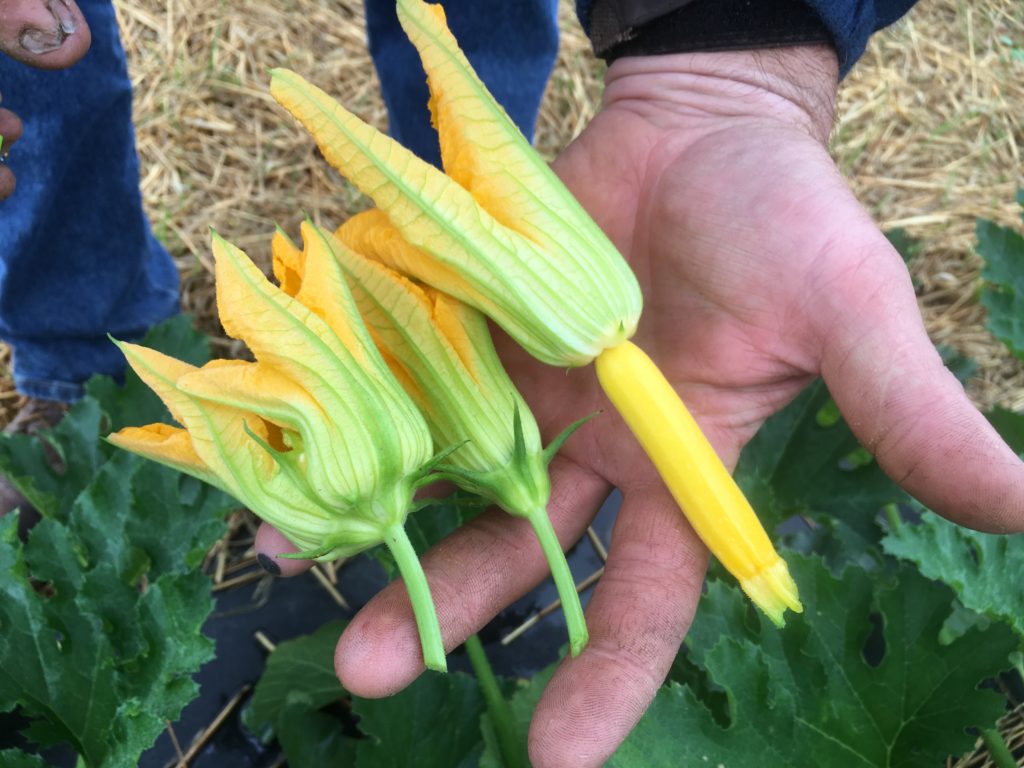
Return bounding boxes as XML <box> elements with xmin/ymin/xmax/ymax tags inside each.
<box><xmin>263</xmin><ymin>47</ymin><xmax>1024</xmax><ymax>768</ymax></box>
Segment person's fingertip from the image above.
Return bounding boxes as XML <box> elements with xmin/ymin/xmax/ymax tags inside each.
<box><xmin>529</xmin><ymin>649</ymin><xmax>653</xmax><ymax>768</ymax></box>
<box><xmin>0</xmin><ymin>167</ymin><xmax>15</xmax><ymax>201</ymax></box>
<box><xmin>0</xmin><ymin>109</ymin><xmax>24</xmax><ymax>145</ymax></box>
<box><xmin>253</xmin><ymin>522</ymin><xmax>313</xmax><ymax>577</ymax></box>
<box><xmin>335</xmin><ymin>597</ymin><xmax>425</xmax><ymax>697</ymax></box>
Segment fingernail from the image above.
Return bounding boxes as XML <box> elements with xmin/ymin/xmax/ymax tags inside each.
<box><xmin>257</xmin><ymin>552</ymin><xmax>281</xmax><ymax>576</ymax></box>
<box><xmin>51</xmin><ymin>0</ymin><xmax>77</xmax><ymax>34</ymax></box>
<box><xmin>20</xmin><ymin>28</ymin><xmax>65</xmax><ymax>55</ymax></box>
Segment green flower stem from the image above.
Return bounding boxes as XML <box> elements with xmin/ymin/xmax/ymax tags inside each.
<box><xmin>524</xmin><ymin>507</ymin><xmax>589</xmax><ymax>656</ymax></box>
<box><xmin>383</xmin><ymin>523</ymin><xmax>447</xmax><ymax>672</ymax></box>
<box><xmin>465</xmin><ymin>634</ymin><xmax>529</xmax><ymax>768</ymax></box>
<box><xmin>982</xmin><ymin>727</ymin><xmax>1017</xmax><ymax>768</ymax></box>
<box><xmin>883</xmin><ymin>503</ymin><xmax>903</xmax><ymax>533</ymax></box>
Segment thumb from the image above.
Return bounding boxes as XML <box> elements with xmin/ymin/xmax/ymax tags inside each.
<box><xmin>0</xmin><ymin>0</ymin><xmax>91</xmax><ymax>69</ymax></box>
<box><xmin>817</xmin><ymin>238</ymin><xmax>1024</xmax><ymax>534</ymax></box>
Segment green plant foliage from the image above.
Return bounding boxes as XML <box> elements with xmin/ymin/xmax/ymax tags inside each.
<box><xmin>0</xmin><ymin>318</ymin><xmax>232</xmax><ymax>767</ymax></box>
<box><xmin>977</xmin><ymin>191</ymin><xmax>1024</xmax><ymax>360</ymax></box>
<box><xmin>0</xmin><ymin>315</ymin><xmax>209</xmax><ymax>521</ymax></box>
<box><xmin>986</xmin><ymin>406</ymin><xmax>1024</xmax><ymax>454</ymax></box>
<box><xmin>353</xmin><ymin>673</ymin><xmax>485</xmax><ymax>768</ymax></box>
<box><xmin>609</xmin><ymin>555</ymin><xmax>1016</xmax><ymax>767</ymax></box>
<box><xmin>478</xmin><ymin>665</ymin><xmax>555</xmax><ymax>768</ymax></box>
<box><xmin>245</xmin><ymin>619</ymin><xmax>489</xmax><ymax>768</ymax></box>
<box><xmin>886</xmin><ymin>227</ymin><xmax>923</xmax><ymax>265</ymax></box>
<box><xmin>734</xmin><ymin>381</ymin><xmax>908</xmax><ymax>567</ymax></box>
<box><xmin>245</xmin><ymin>620</ymin><xmax>349</xmax><ymax>740</ymax></box>
<box><xmin>275</xmin><ymin>702</ymin><xmax>357</xmax><ymax>768</ymax></box>
<box><xmin>0</xmin><ymin>750</ymin><xmax>48</xmax><ymax>768</ymax></box>
<box><xmin>0</xmin><ymin>398</ymin><xmax>105</xmax><ymax>519</ymax></box>
<box><xmin>244</xmin><ymin>621</ymin><xmax>355</xmax><ymax>767</ymax></box>
<box><xmin>0</xmin><ymin>461</ymin><xmax>230</xmax><ymax>767</ymax></box>
<box><xmin>883</xmin><ymin>507</ymin><xmax>1024</xmax><ymax>636</ymax></box>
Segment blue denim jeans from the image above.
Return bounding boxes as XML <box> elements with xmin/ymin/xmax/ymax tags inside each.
<box><xmin>0</xmin><ymin>0</ymin><xmax>559</xmax><ymax>402</ymax></box>
<box><xmin>0</xmin><ymin>0</ymin><xmax>180</xmax><ymax>402</ymax></box>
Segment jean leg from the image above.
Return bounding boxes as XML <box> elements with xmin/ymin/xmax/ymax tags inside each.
<box><xmin>364</xmin><ymin>0</ymin><xmax>561</xmax><ymax>165</ymax></box>
<box><xmin>0</xmin><ymin>0</ymin><xmax>179</xmax><ymax>402</ymax></box>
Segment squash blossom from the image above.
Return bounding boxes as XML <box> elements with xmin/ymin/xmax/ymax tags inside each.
<box><xmin>109</xmin><ymin>226</ymin><xmax>450</xmax><ymax>672</ymax></box>
<box><xmin>316</xmin><ymin>209</ymin><xmax>591</xmax><ymax>655</ymax></box>
<box><xmin>269</xmin><ymin>0</ymin><xmax>802</xmax><ymax>624</ymax></box>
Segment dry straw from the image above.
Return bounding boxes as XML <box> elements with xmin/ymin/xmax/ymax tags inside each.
<box><xmin>2</xmin><ymin>0</ymin><xmax>1021</xmax><ymax>423</ymax></box>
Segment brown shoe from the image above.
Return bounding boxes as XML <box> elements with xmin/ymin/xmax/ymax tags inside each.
<box><xmin>0</xmin><ymin>397</ymin><xmax>69</xmax><ymax>534</ymax></box>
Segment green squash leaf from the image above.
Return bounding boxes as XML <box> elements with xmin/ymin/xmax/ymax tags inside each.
<box><xmin>245</xmin><ymin>618</ymin><xmax>487</xmax><ymax>768</ymax></box>
<box><xmin>353</xmin><ymin>671</ymin><xmax>485</xmax><ymax>768</ymax></box>
<box><xmin>0</xmin><ymin>465</ymin><xmax>228</xmax><ymax>766</ymax></box>
<box><xmin>610</xmin><ymin>555</ymin><xmax>1016</xmax><ymax>767</ymax></box>
<box><xmin>977</xmin><ymin>196</ymin><xmax>1024</xmax><ymax>360</ymax></box>
<box><xmin>986</xmin><ymin>405</ymin><xmax>1024</xmax><ymax>454</ymax></box>
<box><xmin>244</xmin><ymin>619</ymin><xmax>348</xmax><ymax>740</ymax></box>
<box><xmin>275</xmin><ymin>702</ymin><xmax>357</xmax><ymax>768</ymax></box>
<box><xmin>0</xmin><ymin>318</ymin><xmax>230</xmax><ymax>767</ymax></box>
<box><xmin>883</xmin><ymin>507</ymin><xmax>1024</xmax><ymax>636</ymax></box>
<box><xmin>0</xmin><ymin>749</ymin><xmax>48</xmax><ymax>768</ymax></box>
<box><xmin>0</xmin><ymin>398</ymin><xmax>105</xmax><ymax>520</ymax></box>
<box><xmin>734</xmin><ymin>381</ymin><xmax>908</xmax><ymax>566</ymax></box>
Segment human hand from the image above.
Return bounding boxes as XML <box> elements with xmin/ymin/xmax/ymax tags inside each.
<box><xmin>257</xmin><ymin>44</ymin><xmax>1024</xmax><ymax>766</ymax></box>
<box><xmin>0</xmin><ymin>0</ymin><xmax>90</xmax><ymax>201</ymax></box>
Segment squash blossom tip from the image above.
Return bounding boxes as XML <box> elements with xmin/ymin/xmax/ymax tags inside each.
<box><xmin>741</xmin><ymin>557</ymin><xmax>803</xmax><ymax>627</ymax></box>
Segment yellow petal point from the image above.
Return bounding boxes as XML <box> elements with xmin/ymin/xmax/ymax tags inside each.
<box><xmin>394</xmin><ymin>0</ymin><xmax>616</xmax><ymax>259</ymax></box>
<box><xmin>108</xmin><ymin>423</ymin><xmax>217</xmax><ymax>485</ymax></box>
<box><xmin>115</xmin><ymin>340</ymin><xmax>198</xmax><ymax>427</ymax></box>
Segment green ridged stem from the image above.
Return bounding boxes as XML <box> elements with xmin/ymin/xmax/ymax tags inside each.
<box><xmin>383</xmin><ymin>523</ymin><xmax>446</xmax><ymax>672</ymax></box>
<box><xmin>464</xmin><ymin>634</ymin><xmax>529</xmax><ymax>768</ymax></box>
<box><xmin>525</xmin><ymin>507</ymin><xmax>588</xmax><ymax>657</ymax></box>
<box><xmin>981</xmin><ymin>728</ymin><xmax>1017</xmax><ymax>768</ymax></box>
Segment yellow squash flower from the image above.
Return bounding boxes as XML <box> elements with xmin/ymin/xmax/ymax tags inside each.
<box><xmin>110</xmin><ymin>228</ymin><xmax>449</xmax><ymax>671</ymax></box>
<box><xmin>330</xmin><ymin>209</ymin><xmax>590</xmax><ymax>655</ymax></box>
<box><xmin>269</xmin><ymin>0</ymin><xmax>801</xmax><ymax>624</ymax></box>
